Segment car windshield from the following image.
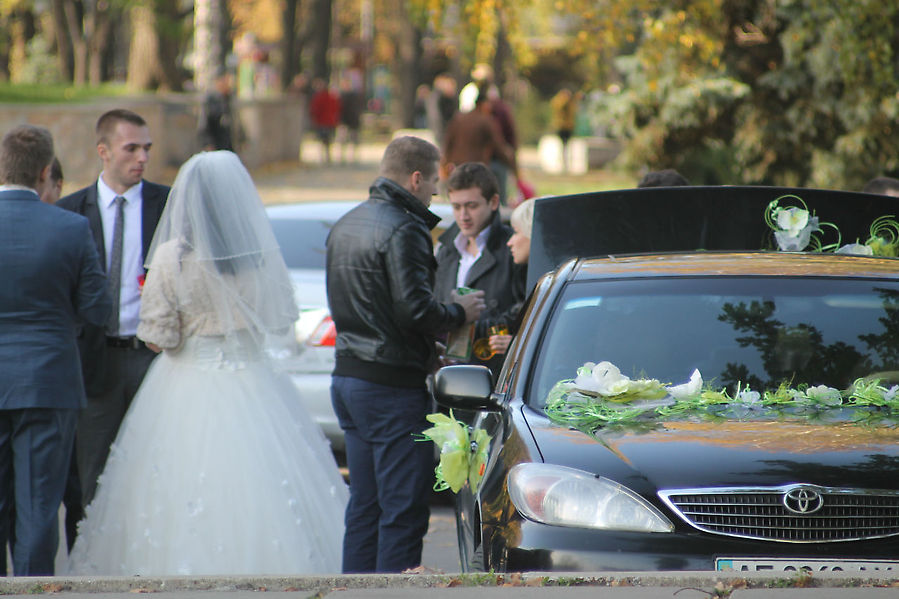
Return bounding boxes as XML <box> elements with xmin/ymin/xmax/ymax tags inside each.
<box><xmin>531</xmin><ymin>277</ymin><xmax>899</xmax><ymax>408</ymax></box>
<box><xmin>269</xmin><ymin>218</ymin><xmax>334</xmax><ymax>270</ymax></box>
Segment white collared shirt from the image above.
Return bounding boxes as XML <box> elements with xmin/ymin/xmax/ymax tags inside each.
<box><xmin>0</xmin><ymin>184</ymin><xmax>38</xmax><ymax>194</ymax></box>
<box><xmin>454</xmin><ymin>224</ymin><xmax>492</xmax><ymax>288</ymax></box>
<box><xmin>97</xmin><ymin>175</ymin><xmax>144</xmax><ymax>337</ymax></box>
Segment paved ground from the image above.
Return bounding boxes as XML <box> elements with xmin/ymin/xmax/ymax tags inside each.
<box><xmin>251</xmin><ymin>139</ymin><xmax>546</xmax><ymax>206</ymax></box>
<box><xmin>4</xmin><ymin>571</ymin><xmax>899</xmax><ymax>597</ymax></box>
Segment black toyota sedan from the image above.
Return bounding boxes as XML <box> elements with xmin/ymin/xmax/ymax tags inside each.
<box><xmin>432</xmin><ymin>186</ymin><xmax>899</xmax><ymax>573</ymax></box>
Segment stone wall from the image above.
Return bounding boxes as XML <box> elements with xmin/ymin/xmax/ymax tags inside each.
<box><xmin>0</xmin><ymin>94</ymin><xmax>306</xmax><ymax>189</ymax></box>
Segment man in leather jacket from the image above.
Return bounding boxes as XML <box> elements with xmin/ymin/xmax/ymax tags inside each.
<box><xmin>326</xmin><ymin>136</ymin><xmax>485</xmax><ymax>573</ymax></box>
<box><xmin>434</xmin><ymin>162</ymin><xmax>526</xmax><ymax>377</ymax></box>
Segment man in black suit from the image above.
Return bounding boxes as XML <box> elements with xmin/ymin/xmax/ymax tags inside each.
<box><xmin>57</xmin><ymin>109</ymin><xmax>169</xmax><ymax>508</ymax></box>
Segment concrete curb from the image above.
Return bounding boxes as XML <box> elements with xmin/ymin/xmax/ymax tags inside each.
<box><xmin>3</xmin><ymin>571</ymin><xmax>899</xmax><ymax>594</ymax></box>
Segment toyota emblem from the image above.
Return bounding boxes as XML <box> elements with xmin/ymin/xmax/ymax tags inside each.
<box><xmin>783</xmin><ymin>487</ymin><xmax>824</xmax><ymax>514</ymax></box>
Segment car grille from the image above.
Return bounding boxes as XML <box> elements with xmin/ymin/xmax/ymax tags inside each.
<box><xmin>659</xmin><ymin>485</ymin><xmax>899</xmax><ymax>543</ymax></box>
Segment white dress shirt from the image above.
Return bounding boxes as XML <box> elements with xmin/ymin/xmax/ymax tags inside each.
<box><xmin>454</xmin><ymin>224</ymin><xmax>491</xmax><ymax>289</ymax></box>
<box><xmin>97</xmin><ymin>175</ymin><xmax>144</xmax><ymax>337</ymax></box>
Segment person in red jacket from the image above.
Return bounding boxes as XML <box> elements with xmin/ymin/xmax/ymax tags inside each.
<box><xmin>309</xmin><ymin>78</ymin><xmax>342</xmax><ymax>164</ymax></box>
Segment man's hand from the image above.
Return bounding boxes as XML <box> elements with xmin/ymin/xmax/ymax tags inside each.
<box><xmin>451</xmin><ymin>289</ymin><xmax>486</xmax><ymax>324</ymax></box>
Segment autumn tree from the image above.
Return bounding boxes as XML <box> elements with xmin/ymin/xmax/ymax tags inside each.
<box><xmin>54</xmin><ymin>0</ymin><xmax>121</xmax><ymax>85</ymax></box>
<box><xmin>127</xmin><ymin>0</ymin><xmax>187</xmax><ymax>91</ymax></box>
<box><xmin>571</xmin><ymin>0</ymin><xmax>899</xmax><ymax>188</ymax></box>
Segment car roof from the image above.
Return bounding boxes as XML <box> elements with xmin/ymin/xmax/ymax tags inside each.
<box><xmin>528</xmin><ymin>186</ymin><xmax>899</xmax><ymax>289</ymax></box>
<box><xmin>571</xmin><ymin>251</ymin><xmax>899</xmax><ymax>281</ymax></box>
<box><xmin>265</xmin><ymin>200</ymin><xmax>454</xmax><ymax>223</ymax></box>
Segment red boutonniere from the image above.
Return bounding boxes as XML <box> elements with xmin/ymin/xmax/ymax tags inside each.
<box><xmin>137</xmin><ymin>273</ymin><xmax>146</xmax><ymax>294</ymax></box>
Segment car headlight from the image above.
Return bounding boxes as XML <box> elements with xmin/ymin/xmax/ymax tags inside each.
<box><xmin>508</xmin><ymin>463</ymin><xmax>673</xmax><ymax>533</ymax></box>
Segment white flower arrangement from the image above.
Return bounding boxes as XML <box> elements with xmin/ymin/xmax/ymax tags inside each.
<box><xmin>546</xmin><ymin>360</ymin><xmax>899</xmax><ymax>431</ymax></box>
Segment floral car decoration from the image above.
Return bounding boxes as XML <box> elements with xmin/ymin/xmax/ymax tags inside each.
<box><xmin>419</xmin><ymin>411</ymin><xmax>491</xmax><ymax>493</ymax></box>
<box><xmin>545</xmin><ymin>360</ymin><xmax>899</xmax><ymax>434</ymax></box>
<box><xmin>765</xmin><ymin>194</ymin><xmax>899</xmax><ymax>256</ymax></box>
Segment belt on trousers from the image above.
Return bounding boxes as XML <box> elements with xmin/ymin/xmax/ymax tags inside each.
<box><xmin>106</xmin><ymin>336</ymin><xmax>143</xmax><ymax>350</ymax></box>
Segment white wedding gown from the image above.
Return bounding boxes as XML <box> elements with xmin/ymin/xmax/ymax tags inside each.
<box><xmin>65</xmin><ymin>334</ymin><xmax>348</xmax><ymax>576</ymax></box>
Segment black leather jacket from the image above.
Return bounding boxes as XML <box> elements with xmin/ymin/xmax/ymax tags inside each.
<box><xmin>326</xmin><ymin>177</ymin><xmax>466</xmax><ymax>388</ymax></box>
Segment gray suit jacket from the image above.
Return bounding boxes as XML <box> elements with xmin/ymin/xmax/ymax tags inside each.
<box><xmin>56</xmin><ymin>180</ymin><xmax>169</xmax><ymax>394</ymax></box>
<box><xmin>0</xmin><ymin>189</ymin><xmax>110</xmax><ymax>410</ymax></box>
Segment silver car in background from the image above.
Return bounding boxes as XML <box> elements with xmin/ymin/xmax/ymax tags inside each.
<box><xmin>266</xmin><ymin>200</ymin><xmax>454</xmax><ymax>454</ymax></box>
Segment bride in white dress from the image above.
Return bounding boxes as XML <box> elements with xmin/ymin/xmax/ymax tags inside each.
<box><xmin>66</xmin><ymin>151</ymin><xmax>347</xmax><ymax>576</ymax></box>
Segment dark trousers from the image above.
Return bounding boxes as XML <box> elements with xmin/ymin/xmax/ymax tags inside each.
<box><xmin>331</xmin><ymin>375</ymin><xmax>433</xmax><ymax>573</ymax></box>
<box><xmin>0</xmin><ymin>408</ymin><xmax>77</xmax><ymax>576</ymax></box>
<box><xmin>76</xmin><ymin>344</ymin><xmax>156</xmax><ymax>507</ymax></box>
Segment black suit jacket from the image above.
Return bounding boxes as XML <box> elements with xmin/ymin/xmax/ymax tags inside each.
<box><xmin>56</xmin><ymin>180</ymin><xmax>169</xmax><ymax>395</ymax></box>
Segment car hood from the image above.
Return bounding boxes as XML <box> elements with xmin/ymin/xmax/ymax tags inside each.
<box><xmin>524</xmin><ymin>406</ymin><xmax>899</xmax><ymax>492</ymax></box>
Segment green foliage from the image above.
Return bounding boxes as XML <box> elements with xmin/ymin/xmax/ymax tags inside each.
<box><xmin>593</xmin><ymin>0</ymin><xmax>899</xmax><ymax>188</ymax></box>
<box><xmin>0</xmin><ymin>83</ymin><xmax>131</xmax><ymax>103</ymax></box>
<box><xmin>16</xmin><ymin>36</ymin><xmax>62</xmax><ymax>85</ymax></box>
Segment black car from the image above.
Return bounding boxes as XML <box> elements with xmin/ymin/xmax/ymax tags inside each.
<box><xmin>433</xmin><ymin>187</ymin><xmax>899</xmax><ymax>573</ymax></box>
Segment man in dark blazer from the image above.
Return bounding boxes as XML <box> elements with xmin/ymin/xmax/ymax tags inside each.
<box><xmin>57</xmin><ymin>109</ymin><xmax>169</xmax><ymax>508</ymax></box>
<box><xmin>434</xmin><ymin>162</ymin><xmax>526</xmax><ymax>377</ymax></box>
<box><xmin>0</xmin><ymin>124</ymin><xmax>110</xmax><ymax>575</ymax></box>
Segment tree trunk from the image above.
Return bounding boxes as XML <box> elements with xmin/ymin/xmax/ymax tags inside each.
<box><xmin>395</xmin><ymin>6</ymin><xmax>423</xmax><ymax>129</ymax></box>
<box><xmin>61</xmin><ymin>0</ymin><xmax>88</xmax><ymax>85</ymax></box>
<box><xmin>87</xmin><ymin>8</ymin><xmax>110</xmax><ymax>85</ymax></box>
<box><xmin>193</xmin><ymin>0</ymin><xmax>225</xmax><ymax>92</ymax></box>
<box><xmin>280</xmin><ymin>0</ymin><xmax>300</xmax><ymax>91</ymax></box>
<box><xmin>128</xmin><ymin>1</ymin><xmax>183</xmax><ymax>92</ymax></box>
<box><xmin>51</xmin><ymin>0</ymin><xmax>73</xmax><ymax>81</ymax></box>
<box><xmin>308</xmin><ymin>0</ymin><xmax>332</xmax><ymax>81</ymax></box>
<box><xmin>155</xmin><ymin>0</ymin><xmax>185</xmax><ymax>91</ymax></box>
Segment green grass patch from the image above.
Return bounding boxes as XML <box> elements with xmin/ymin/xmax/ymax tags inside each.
<box><xmin>0</xmin><ymin>83</ymin><xmax>131</xmax><ymax>104</ymax></box>
<box><xmin>525</xmin><ymin>168</ymin><xmax>637</xmax><ymax>198</ymax></box>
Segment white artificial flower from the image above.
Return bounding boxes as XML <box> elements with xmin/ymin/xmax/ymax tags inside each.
<box><xmin>804</xmin><ymin>385</ymin><xmax>842</xmax><ymax>406</ymax></box>
<box><xmin>884</xmin><ymin>385</ymin><xmax>899</xmax><ymax>401</ymax></box>
<box><xmin>573</xmin><ymin>362</ymin><xmax>598</xmax><ymax>392</ymax></box>
<box><xmin>775</xmin><ymin>207</ymin><xmax>809</xmax><ymax>236</ymax></box>
<box><xmin>773</xmin><ymin>216</ymin><xmax>820</xmax><ymax>252</ymax></box>
<box><xmin>737</xmin><ymin>389</ymin><xmax>761</xmax><ymax>404</ymax></box>
<box><xmin>668</xmin><ymin>369</ymin><xmax>703</xmax><ymax>398</ymax></box>
<box><xmin>591</xmin><ymin>361</ymin><xmax>632</xmax><ymax>395</ymax></box>
<box><xmin>835</xmin><ymin>243</ymin><xmax>874</xmax><ymax>256</ymax></box>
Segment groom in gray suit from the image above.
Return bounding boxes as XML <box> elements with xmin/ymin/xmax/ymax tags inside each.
<box><xmin>0</xmin><ymin>124</ymin><xmax>110</xmax><ymax>575</ymax></box>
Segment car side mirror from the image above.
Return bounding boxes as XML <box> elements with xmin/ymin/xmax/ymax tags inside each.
<box><xmin>433</xmin><ymin>365</ymin><xmax>501</xmax><ymax>412</ymax></box>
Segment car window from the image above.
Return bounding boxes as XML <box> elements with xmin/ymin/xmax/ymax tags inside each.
<box><xmin>269</xmin><ymin>218</ymin><xmax>333</xmax><ymax>270</ymax></box>
<box><xmin>530</xmin><ymin>277</ymin><xmax>899</xmax><ymax>407</ymax></box>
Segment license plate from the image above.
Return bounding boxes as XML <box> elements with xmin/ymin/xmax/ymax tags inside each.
<box><xmin>716</xmin><ymin>557</ymin><xmax>899</xmax><ymax>573</ymax></box>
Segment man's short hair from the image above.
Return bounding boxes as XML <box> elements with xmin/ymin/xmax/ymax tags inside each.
<box><xmin>862</xmin><ymin>176</ymin><xmax>899</xmax><ymax>196</ymax></box>
<box><xmin>49</xmin><ymin>156</ymin><xmax>64</xmax><ymax>183</ymax></box>
<box><xmin>637</xmin><ymin>169</ymin><xmax>690</xmax><ymax>188</ymax></box>
<box><xmin>96</xmin><ymin>109</ymin><xmax>147</xmax><ymax>146</ymax></box>
<box><xmin>446</xmin><ymin>162</ymin><xmax>498</xmax><ymax>203</ymax></box>
<box><xmin>379</xmin><ymin>136</ymin><xmax>440</xmax><ymax>182</ymax></box>
<box><xmin>0</xmin><ymin>124</ymin><xmax>54</xmax><ymax>188</ymax></box>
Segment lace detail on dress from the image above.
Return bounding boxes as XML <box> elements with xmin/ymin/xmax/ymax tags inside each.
<box><xmin>169</xmin><ymin>333</ymin><xmax>263</xmax><ymax>371</ymax></box>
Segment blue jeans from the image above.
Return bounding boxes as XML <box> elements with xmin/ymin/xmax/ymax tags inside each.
<box><xmin>331</xmin><ymin>375</ymin><xmax>433</xmax><ymax>573</ymax></box>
